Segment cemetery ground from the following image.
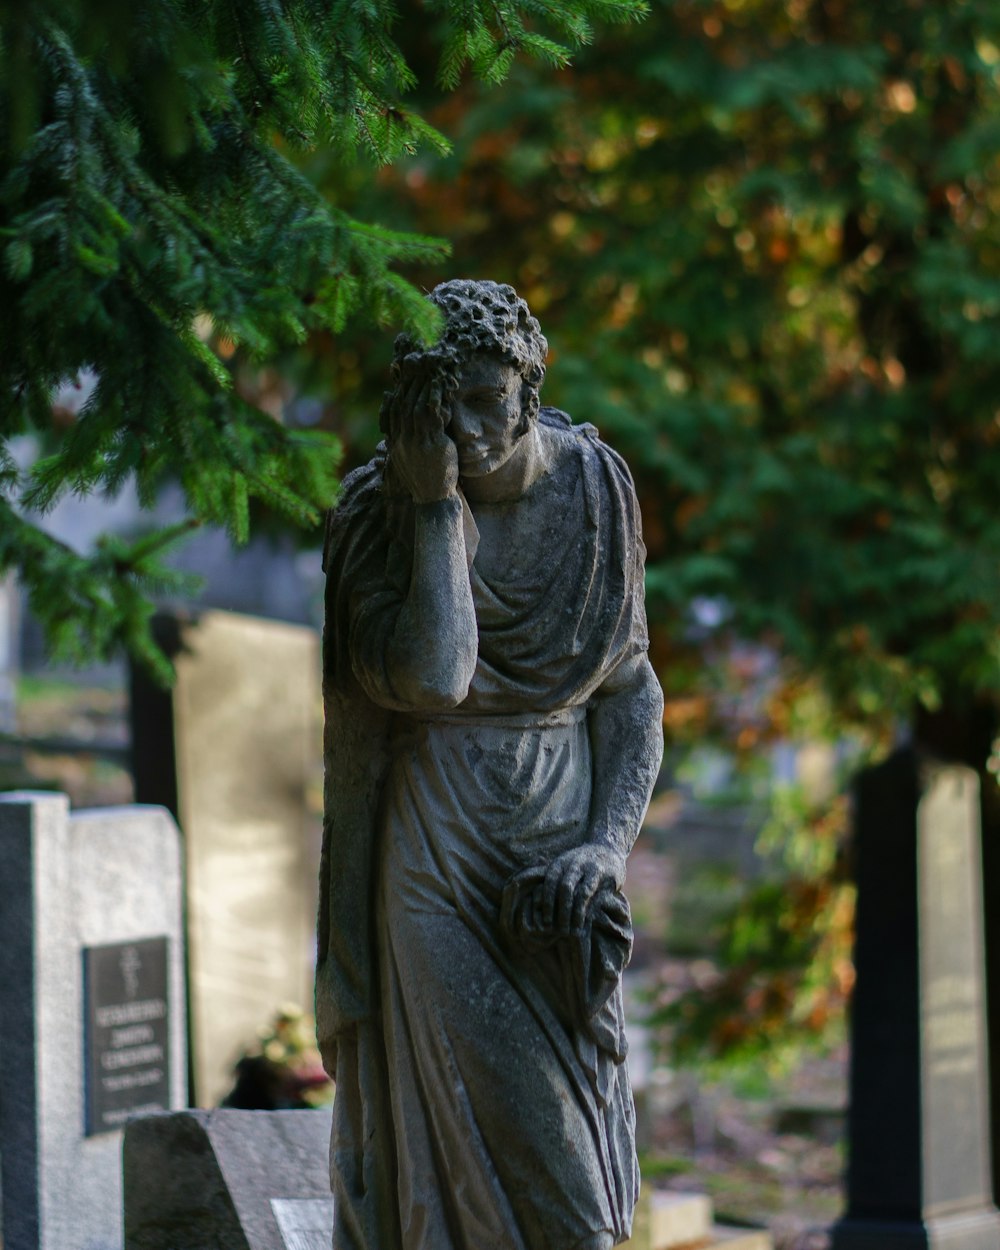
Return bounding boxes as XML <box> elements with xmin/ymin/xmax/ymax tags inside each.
<box><xmin>5</xmin><ymin>671</ymin><xmax>845</xmax><ymax>1249</ymax></box>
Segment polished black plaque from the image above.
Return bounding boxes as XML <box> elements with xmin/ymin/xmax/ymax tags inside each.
<box><xmin>83</xmin><ymin>936</ymin><xmax>170</xmax><ymax>1136</ymax></box>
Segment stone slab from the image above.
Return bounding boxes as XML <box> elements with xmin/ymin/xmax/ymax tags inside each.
<box><xmin>0</xmin><ymin>572</ymin><xmax>18</xmax><ymax>732</ymax></box>
<box><xmin>917</xmin><ymin>767</ymin><xmax>994</xmax><ymax>1211</ymax></box>
<box><xmin>623</xmin><ymin>1191</ymin><xmax>773</xmax><ymax>1250</ymax></box>
<box><xmin>0</xmin><ymin>793</ymin><xmax>186</xmax><ymax>1250</ymax></box>
<box><xmin>648</xmin><ymin>1191</ymin><xmax>713</xmax><ymax>1248</ymax></box>
<box><xmin>706</xmin><ymin>1228</ymin><xmax>773</xmax><ymax>1250</ymax></box>
<box><xmin>130</xmin><ymin>609</ymin><xmax>321</xmax><ymax>1105</ymax></box>
<box><xmin>123</xmin><ymin>1109</ymin><xmax>334</xmax><ymax>1250</ymax></box>
<box><xmin>833</xmin><ymin>751</ymin><xmax>1000</xmax><ymax>1247</ymax></box>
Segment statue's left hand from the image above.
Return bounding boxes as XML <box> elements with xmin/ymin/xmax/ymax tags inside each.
<box><xmin>539</xmin><ymin>844</ymin><xmax>626</xmax><ymax>934</ymax></box>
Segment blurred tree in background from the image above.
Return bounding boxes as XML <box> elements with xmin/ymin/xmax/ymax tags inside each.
<box><xmin>5</xmin><ymin>0</ymin><xmax>1000</xmax><ymax>1074</ymax></box>
<box><xmin>322</xmin><ymin>0</ymin><xmax>1000</xmax><ymax>1067</ymax></box>
<box><xmin>0</xmin><ymin>0</ymin><xmax>644</xmax><ymax>678</ymax></box>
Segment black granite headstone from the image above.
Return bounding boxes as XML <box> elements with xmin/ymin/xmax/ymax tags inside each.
<box><xmin>833</xmin><ymin>748</ymin><xmax>1000</xmax><ymax>1249</ymax></box>
<box><xmin>84</xmin><ymin>936</ymin><xmax>170</xmax><ymax>1136</ymax></box>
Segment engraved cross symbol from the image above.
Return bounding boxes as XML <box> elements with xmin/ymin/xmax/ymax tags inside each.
<box><xmin>119</xmin><ymin>946</ymin><xmax>142</xmax><ymax>998</ymax></box>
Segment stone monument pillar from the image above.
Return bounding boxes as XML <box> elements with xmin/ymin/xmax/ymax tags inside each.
<box><xmin>832</xmin><ymin>748</ymin><xmax>1000</xmax><ymax>1248</ymax></box>
<box><xmin>981</xmin><ymin>778</ymin><xmax>1000</xmax><ymax>1207</ymax></box>
<box><xmin>130</xmin><ymin>608</ymin><xmax>321</xmax><ymax>1106</ymax></box>
<box><xmin>0</xmin><ymin>572</ymin><xmax>19</xmax><ymax>732</ymax></box>
<box><xmin>0</xmin><ymin>792</ymin><xmax>187</xmax><ymax>1250</ymax></box>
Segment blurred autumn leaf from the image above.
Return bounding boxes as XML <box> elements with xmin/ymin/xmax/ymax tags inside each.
<box><xmin>319</xmin><ymin>0</ymin><xmax>1000</xmax><ymax>1068</ymax></box>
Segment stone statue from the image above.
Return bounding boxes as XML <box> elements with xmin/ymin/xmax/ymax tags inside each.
<box><xmin>317</xmin><ymin>280</ymin><xmax>664</xmax><ymax>1250</ymax></box>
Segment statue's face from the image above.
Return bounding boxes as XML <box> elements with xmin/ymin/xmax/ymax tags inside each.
<box><xmin>448</xmin><ymin>354</ymin><xmax>525</xmax><ymax>478</ymax></box>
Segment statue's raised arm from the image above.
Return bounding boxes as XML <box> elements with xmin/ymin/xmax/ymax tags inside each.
<box><xmin>317</xmin><ymin>280</ymin><xmax>664</xmax><ymax>1250</ymax></box>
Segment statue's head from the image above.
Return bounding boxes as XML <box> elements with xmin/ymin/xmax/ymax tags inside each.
<box><xmin>392</xmin><ymin>279</ymin><xmax>548</xmax><ymax>427</ymax></box>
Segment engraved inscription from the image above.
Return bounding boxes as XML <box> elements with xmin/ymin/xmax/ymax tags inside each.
<box><xmin>926</xmin><ymin>1008</ymin><xmax>978</xmax><ymax>1054</ymax></box>
<box><xmin>925</xmin><ymin>979</ymin><xmax>982</xmax><ymax>1078</ymax></box>
<box><xmin>924</xmin><ymin>973</ymin><xmax>976</xmax><ymax>1014</ymax></box>
<box><xmin>83</xmin><ymin>937</ymin><xmax>170</xmax><ymax>1136</ymax></box>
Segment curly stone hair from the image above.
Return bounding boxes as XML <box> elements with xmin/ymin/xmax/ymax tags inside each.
<box><xmin>391</xmin><ymin>279</ymin><xmax>548</xmax><ymax>426</ymax></box>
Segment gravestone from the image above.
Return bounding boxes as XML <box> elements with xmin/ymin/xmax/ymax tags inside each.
<box><xmin>984</xmin><ymin>788</ymin><xmax>1000</xmax><ymax>1206</ymax></box>
<box><xmin>0</xmin><ymin>572</ymin><xmax>18</xmax><ymax>732</ymax></box>
<box><xmin>130</xmin><ymin>608</ymin><xmax>321</xmax><ymax>1105</ymax></box>
<box><xmin>833</xmin><ymin>749</ymin><xmax>1000</xmax><ymax>1248</ymax></box>
<box><xmin>0</xmin><ymin>792</ymin><xmax>186</xmax><ymax>1250</ymax></box>
<box><xmin>123</xmin><ymin>1108</ymin><xmax>334</xmax><ymax>1250</ymax></box>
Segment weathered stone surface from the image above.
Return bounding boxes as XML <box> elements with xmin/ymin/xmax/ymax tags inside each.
<box><xmin>317</xmin><ymin>280</ymin><xmax>664</xmax><ymax>1249</ymax></box>
<box><xmin>833</xmin><ymin>750</ymin><xmax>1000</xmax><ymax>1249</ymax></box>
<box><xmin>0</xmin><ymin>572</ymin><xmax>17</xmax><ymax>732</ymax></box>
<box><xmin>706</xmin><ymin>1230</ymin><xmax>773</xmax><ymax>1250</ymax></box>
<box><xmin>131</xmin><ymin>608</ymin><xmax>320</xmax><ymax>1105</ymax></box>
<box><xmin>0</xmin><ymin>792</ymin><xmax>185</xmax><ymax>1250</ymax></box>
<box><xmin>647</xmin><ymin>1192</ymin><xmax>712</xmax><ymax>1247</ymax></box>
<box><xmin>123</xmin><ymin>1109</ymin><xmax>334</xmax><ymax>1250</ymax></box>
<box><xmin>622</xmin><ymin>1190</ymin><xmax>775</xmax><ymax>1250</ymax></box>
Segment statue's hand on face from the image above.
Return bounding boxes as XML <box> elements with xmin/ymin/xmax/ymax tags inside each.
<box><xmin>385</xmin><ymin>365</ymin><xmax>460</xmax><ymax>504</ymax></box>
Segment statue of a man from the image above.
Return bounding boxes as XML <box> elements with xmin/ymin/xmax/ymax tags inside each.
<box><xmin>317</xmin><ymin>280</ymin><xmax>663</xmax><ymax>1250</ymax></box>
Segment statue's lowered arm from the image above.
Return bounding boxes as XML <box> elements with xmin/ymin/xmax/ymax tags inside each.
<box><xmin>533</xmin><ymin>652</ymin><xmax>664</xmax><ymax>935</ymax></box>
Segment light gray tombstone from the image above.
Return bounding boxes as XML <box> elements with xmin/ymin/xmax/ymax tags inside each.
<box><xmin>130</xmin><ymin>609</ymin><xmax>321</xmax><ymax>1106</ymax></box>
<box><xmin>123</xmin><ymin>1109</ymin><xmax>334</xmax><ymax>1250</ymax></box>
<box><xmin>0</xmin><ymin>792</ymin><xmax>187</xmax><ymax>1250</ymax></box>
<box><xmin>833</xmin><ymin>751</ymin><xmax>1000</xmax><ymax>1248</ymax></box>
<box><xmin>0</xmin><ymin>573</ymin><xmax>18</xmax><ymax>732</ymax></box>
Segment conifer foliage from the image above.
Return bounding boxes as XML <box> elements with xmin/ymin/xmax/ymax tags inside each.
<box><xmin>0</xmin><ymin>0</ymin><xmax>644</xmax><ymax>678</ymax></box>
<box><xmin>352</xmin><ymin>0</ymin><xmax>1000</xmax><ymax>729</ymax></box>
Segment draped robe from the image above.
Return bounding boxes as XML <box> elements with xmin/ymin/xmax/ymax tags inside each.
<box><xmin>317</xmin><ymin>410</ymin><xmax>651</xmax><ymax>1250</ymax></box>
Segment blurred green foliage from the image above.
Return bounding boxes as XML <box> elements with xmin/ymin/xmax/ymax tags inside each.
<box><xmin>331</xmin><ymin>0</ymin><xmax>1000</xmax><ymax>732</ymax></box>
<box><xmin>316</xmin><ymin>0</ymin><xmax>1000</xmax><ymax>1068</ymax></box>
<box><xmin>0</xmin><ymin>0</ymin><xmax>644</xmax><ymax>678</ymax></box>
<box><xmin>5</xmin><ymin>0</ymin><xmax>999</xmax><ymax>1069</ymax></box>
